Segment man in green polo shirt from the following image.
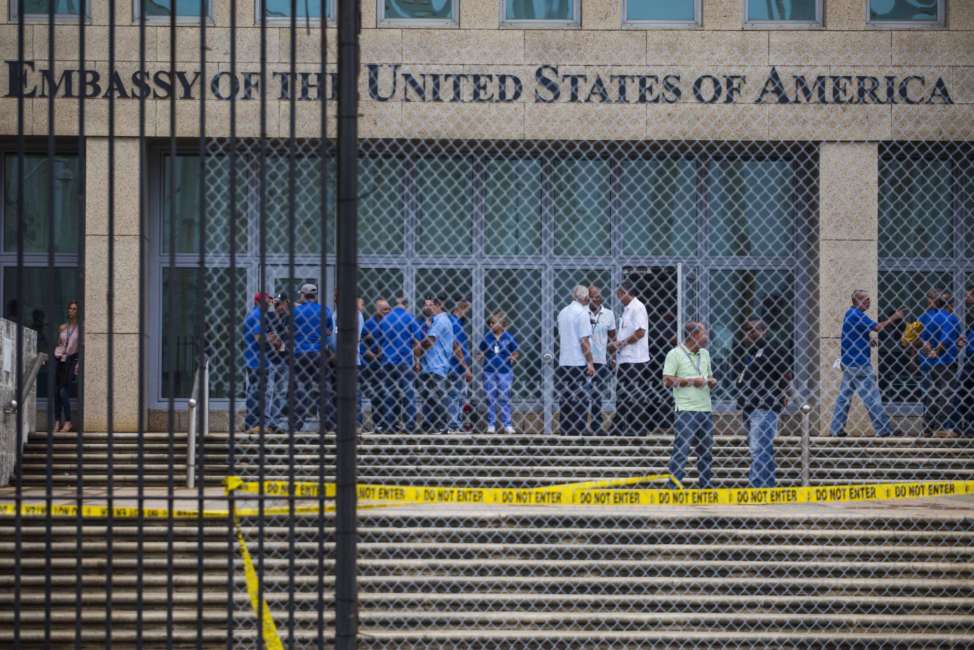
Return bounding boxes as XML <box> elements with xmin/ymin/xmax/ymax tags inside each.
<box><xmin>662</xmin><ymin>322</ymin><xmax>716</xmax><ymax>489</ymax></box>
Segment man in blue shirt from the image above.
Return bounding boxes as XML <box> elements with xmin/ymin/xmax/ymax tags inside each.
<box><xmin>960</xmin><ymin>288</ymin><xmax>974</xmax><ymax>437</ymax></box>
<box><xmin>361</xmin><ymin>299</ymin><xmax>390</xmax><ymax>432</ymax></box>
<box><xmin>375</xmin><ymin>299</ymin><xmax>422</xmax><ymax>433</ymax></box>
<box><xmin>291</xmin><ymin>283</ymin><xmax>334</xmax><ymax>432</ymax></box>
<box><xmin>414</xmin><ymin>296</ymin><xmax>455</xmax><ymax>433</ymax></box>
<box><xmin>830</xmin><ymin>290</ymin><xmax>904</xmax><ymax>437</ymax></box>
<box><xmin>446</xmin><ymin>299</ymin><xmax>473</xmax><ymax>433</ymax></box>
<box><xmin>242</xmin><ymin>292</ymin><xmax>275</xmax><ymax>432</ymax></box>
<box><xmin>909</xmin><ymin>289</ymin><xmax>964</xmax><ymax>436</ymax></box>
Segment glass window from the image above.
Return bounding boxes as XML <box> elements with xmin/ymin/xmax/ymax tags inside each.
<box><xmin>619</xmin><ymin>158</ymin><xmax>697</xmax><ymax>258</ymax></box>
<box><xmin>708</xmin><ymin>269</ymin><xmax>795</xmax><ymax>402</ymax></box>
<box><xmin>137</xmin><ymin>0</ymin><xmax>212</xmax><ymax>19</ymax></box>
<box><xmin>266</xmin><ymin>156</ymin><xmax>335</xmax><ymax>256</ymax></box>
<box><xmin>868</xmin><ymin>0</ymin><xmax>943</xmax><ymax>24</ymax></box>
<box><xmin>415</xmin><ymin>158</ymin><xmax>474</xmax><ymax>257</ymax></box>
<box><xmin>359</xmin><ymin>268</ymin><xmax>405</xmax><ymax>311</ymax></box>
<box><xmin>3</xmin><ymin>154</ymin><xmax>80</xmax><ymax>255</ymax></box>
<box><xmin>2</xmin><ymin>267</ymin><xmax>79</xmax><ymax>399</ymax></box>
<box><xmin>625</xmin><ymin>0</ymin><xmax>698</xmax><ymax>24</ymax></box>
<box><xmin>708</xmin><ymin>159</ymin><xmax>794</xmax><ymax>258</ymax></box>
<box><xmin>381</xmin><ymin>0</ymin><xmax>457</xmax><ymax>23</ymax></box>
<box><xmin>746</xmin><ymin>0</ymin><xmax>819</xmax><ymax>22</ymax></box>
<box><xmin>162</xmin><ymin>155</ymin><xmax>249</xmax><ymax>256</ymax></box>
<box><xmin>551</xmin><ymin>159</ymin><xmax>610</xmax><ymax>257</ymax></box>
<box><xmin>16</xmin><ymin>0</ymin><xmax>89</xmax><ymax>16</ymax></box>
<box><xmin>360</xmin><ymin>158</ymin><xmax>406</xmax><ymax>256</ymax></box>
<box><xmin>504</xmin><ymin>0</ymin><xmax>577</xmax><ymax>22</ymax></box>
<box><xmin>484</xmin><ymin>159</ymin><xmax>542</xmax><ymax>257</ymax></box>
<box><xmin>483</xmin><ymin>268</ymin><xmax>543</xmax><ymax>402</ymax></box>
<box><xmin>262</xmin><ymin>0</ymin><xmax>332</xmax><ymax>20</ymax></box>
<box><xmin>878</xmin><ymin>156</ymin><xmax>953</xmax><ymax>259</ymax></box>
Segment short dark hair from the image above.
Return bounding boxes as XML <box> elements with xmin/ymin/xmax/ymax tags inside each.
<box><xmin>424</xmin><ymin>296</ymin><xmax>443</xmax><ymax>307</ymax></box>
<box><xmin>617</xmin><ymin>280</ymin><xmax>635</xmax><ymax>295</ymax></box>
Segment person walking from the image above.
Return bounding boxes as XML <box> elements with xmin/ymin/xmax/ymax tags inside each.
<box><xmin>608</xmin><ymin>281</ymin><xmax>649</xmax><ymax>436</ymax></box>
<box><xmin>663</xmin><ymin>322</ymin><xmax>716</xmax><ymax>490</ymax></box>
<box><xmin>53</xmin><ymin>300</ymin><xmax>81</xmax><ymax>433</ymax></box>
<box><xmin>830</xmin><ymin>290</ymin><xmax>904</xmax><ymax>437</ymax></box>
<box><xmin>732</xmin><ymin>318</ymin><xmax>793</xmax><ymax>488</ymax></box>
<box><xmin>291</xmin><ymin>283</ymin><xmax>335</xmax><ymax>432</ymax></box>
<box><xmin>414</xmin><ymin>296</ymin><xmax>455</xmax><ymax>433</ymax></box>
<box><xmin>556</xmin><ymin>286</ymin><xmax>595</xmax><ymax>436</ymax></box>
<box><xmin>375</xmin><ymin>298</ymin><xmax>422</xmax><ymax>433</ymax></box>
<box><xmin>478</xmin><ymin>311</ymin><xmax>519</xmax><ymax>434</ymax></box>
<box><xmin>447</xmin><ymin>299</ymin><xmax>473</xmax><ymax>433</ymax></box>
<box><xmin>587</xmin><ymin>285</ymin><xmax>616</xmax><ymax>434</ymax></box>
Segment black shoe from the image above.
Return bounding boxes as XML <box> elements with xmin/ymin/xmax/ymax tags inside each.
<box><xmin>831</xmin><ymin>430</ymin><xmax>847</xmax><ymax>438</ymax></box>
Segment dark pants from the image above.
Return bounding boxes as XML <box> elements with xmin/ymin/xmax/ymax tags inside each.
<box><xmin>375</xmin><ymin>365</ymin><xmax>417</xmax><ymax>433</ymax></box>
<box><xmin>292</xmin><ymin>354</ymin><xmax>334</xmax><ymax>432</ymax></box>
<box><xmin>922</xmin><ymin>363</ymin><xmax>957</xmax><ymax>434</ymax></box>
<box><xmin>667</xmin><ymin>411</ymin><xmax>715</xmax><ymax>489</ymax></box>
<box><xmin>556</xmin><ymin>366</ymin><xmax>589</xmax><ymax>436</ymax></box>
<box><xmin>54</xmin><ymin>357</ymin><xmax>76</xmax><ymax>424</ymax></box>
<box><xmin>418</xmin><ymin>372</ymin><xmax>450</xmax><ymax>433</ymax></box>
<box><xmin>588</xmin><ymin>363</ymin><xmax>611</xmax><ymax>434</ymax></box>
<box><xmin>960</xmin><ymin>362</ymin><xmax>974</xmax><ymax>436</ymax></box>
<box><xmin>609</xmin><ymin>362</ymin><xmax>658</xmax><ymax>436</ymax></box>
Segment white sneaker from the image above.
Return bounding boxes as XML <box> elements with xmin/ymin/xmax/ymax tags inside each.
<box><xmin>486</xmin><ymin>426</ymin><xmax>496</xmax><ymax>434</ymax></box>
<box><xmin>504</xmin><ymin>426</ymin><xmax>516</xmax><ymax>434</ymax></box>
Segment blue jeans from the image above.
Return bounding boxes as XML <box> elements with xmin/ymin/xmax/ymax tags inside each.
<box><xmin>748</xmin><ymin>409</ymin><xmax>778</xmax><ymax>488</ymax></box>
<box><xmin>446</xmin><ymin>374</ymin><xmax>468</xmax><ymax>430</ymax></box>
<box><xmin>483</xmin><ymin>371</ymin><xmax>513</xmax><ymax>428</ymax></box>
<box><xmin>829</xmin><ymin>365</ymin><xmax>893</xmax><ymax>436</ymax></box>
<box><xmin>375</xmin><ymin>365</ymin><xmax>417</xmax><ymax>433</ymax></box>
<box><xmin>667</xmin><ymin>411</ymin><xmax>714</xmax><ymax>489</ymax></box>
<box><xmin>244</xmin><ymin>366</ymin><xmax>274</xmax><ymax>429</ymax></box>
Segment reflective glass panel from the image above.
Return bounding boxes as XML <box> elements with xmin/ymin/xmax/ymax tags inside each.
<box><xmin>143</xmin><ymin>0</ymin><xmax>208</xmax><ymax>16</ymax></box>
<box><xmin>264</xmin><ymin>0</ymin><xmax>332</xmax><ymax>18</ymax></box>
<box><xmin>266</xmin><ymin>156</ymin><xmax>334</xmax><ymax>256</ymax></box>
<box><xmin>415</xmin><ymin>158</ymin><xmax>474</xmax><ymax>257</ymax></box>
<box><xmin>162</xmin><ymin>155</ymin><xmax>249</xmax><ymax>255</ymax></box>
<box><xmin>626</xmin><ymin>0</ymin><xmax>696</xmax><ymax>21</ymax></box>
<box><xmin>552</xmin><ymin>159</ymin><xmax>610</xmax><ymax>257</ymax></box>
<box><xmin>360</xmin><ymin>158</ymin><xmax>406</xmax><ymax>256</ymax></box>
<box><xmin>869</xmin><ymin>0</ymin><xmax>940</xmax><ymax>22</ymax></box>
<box><xmin>21</xmin><ymin>0</ymin><xmax>86</xmax><ymax>14</ymax></box>
<box><xmin>384</xmin><ymin>0</ymin><xmax>454</xmax><ymax>20</ymax></box>
<box><xmin>708</xmin><ymin>159</ymin><xmax>794</xmax><ymax>258</ymax></box>
<box><xmin>484</xmin><ymin>159</ymin><xmax>542</xmax><ymax>257</ymax></box>
<box><xmin>619</xmin><ymin>158</ymin><xmax>697</xmax><ymax>258</ymax></box>
<box><xmin>505</xmin><ymin>0</ymin><xmax>574</xmax><ymax>20</ymax></box>
<box><xmin>746</xmin><ymin>0</ymin><xmax>818</xmax><ymax>21</ymax></box>
<box><xmin>4</xmin><ymin>154</ymin><xmax>81</xmax><ymax>255</ymax></box>
<box><xmin>879</xmin><ymin>156</ymin><xmax>953</xmax><ymax>259</ymax></box>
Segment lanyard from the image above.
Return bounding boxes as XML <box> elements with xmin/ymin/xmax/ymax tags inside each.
<box><xmin>589</xmin><ymin>306</ymin><xmax>604</xmax><ymax>332</ymax></box>
<box><xmin>681</xmin><ymin>345</ymin><xmax>704</xmax><ymax>376</ymax></box>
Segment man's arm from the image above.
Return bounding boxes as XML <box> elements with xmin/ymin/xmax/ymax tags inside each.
<box><xmin>580</xmin><ymin>336</ymin><xmax>595</xmax><ymax>376</ymax></box>
<box><xmin>874</xmin><ymin>308</ymin><xmax>906</xmax><ymax>333</ymax></box>
<box><xmin>453</xmin><ymin>340</ymin><xmax>472</xmax><ymax>381</ymax></box>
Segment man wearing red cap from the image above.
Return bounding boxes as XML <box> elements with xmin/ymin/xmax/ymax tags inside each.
<box><xmin>243</xmin><ymin>291</ymin><xmax>276</xmax><ymax>432</ymax></box>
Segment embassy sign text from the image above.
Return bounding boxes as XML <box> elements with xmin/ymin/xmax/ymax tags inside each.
<box><xmin>6</xmin><ymin>61</ymin><xmax>954</xmax><ymax>106</ymax></box>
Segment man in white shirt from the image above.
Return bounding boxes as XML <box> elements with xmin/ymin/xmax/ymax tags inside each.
<box><xmin>608</xmin><ymin>281</ymin><xmax>650</xmax><ymax>435</ymax></box>
<box><xmin>557</xmin><ymin>285</ymin><xmax>595</xmax><ymax>435</ymax></box>
<box><xmin>587</xmin><ymin>285</ymin><xmax>616</xmax><ymax>434</ymax></box>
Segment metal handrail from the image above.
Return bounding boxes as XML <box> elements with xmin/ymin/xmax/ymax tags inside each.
<box><xmin>800</xmin><ymin>403</ymin><xmax>812</xmax><ymax>487</ymax></box>
<box><xmin>4</xmin><ymin>352</ymin><xmax>47</xmax><ymax>417</ymax></box>
<box><xmin>186</xmin><ymin>357</ymin><xmax>209</xmax><ymax>489</ymax></box>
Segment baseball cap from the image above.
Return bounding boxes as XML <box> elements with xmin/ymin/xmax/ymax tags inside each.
<box><xmin>300</xmin><ymin>283</ymin><xmax>318</xmax><ymax>296</ymax></box>
<box><xmin>253</xmin><ymin>291</ymin><xmax>272</xmax><ymax>305</ymax></box>
<box><xmin>274</xmin><ymin>291</ymin><xmax>290</xmax><ymax>303</ymax></box>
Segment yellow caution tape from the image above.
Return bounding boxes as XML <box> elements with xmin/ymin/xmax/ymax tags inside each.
<box><xmin>235</xmin><ymin>519</ymin><xmax>284</xmax><ymax>650</ymax></box>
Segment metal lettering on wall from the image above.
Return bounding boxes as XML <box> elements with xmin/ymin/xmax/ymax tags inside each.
<box><xmin>5</xmin><ymin>61</ymin><xmax>955</xmax><ymax>106</ymax></box>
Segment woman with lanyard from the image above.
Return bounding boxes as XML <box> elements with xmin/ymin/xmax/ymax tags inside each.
<box><xmin>53</xmin><ymin>300</ymin><xmax>81</xmax><ymax>433</ymax></box>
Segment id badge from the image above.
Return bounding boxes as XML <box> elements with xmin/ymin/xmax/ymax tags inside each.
<box><xmin>494</xmin><ymin>344</ymin><xmax>500</xmax><ymax>355</ymax></box>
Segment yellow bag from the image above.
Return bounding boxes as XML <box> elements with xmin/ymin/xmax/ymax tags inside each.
<box><xmin>901</xmin><ymin>320</ymin><xmax>923</xmax><ymax>345</ymax></box>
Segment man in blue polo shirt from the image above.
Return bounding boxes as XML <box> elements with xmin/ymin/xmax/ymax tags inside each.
<box><xmin>830</xmin><ymin>290</ymin><xmax>904</xmax><ymax>437</ymax></box>
<box><xmin>910</xmin><ymin>289</ymin><xmax>964</xmax><ymax>436</ymax></box>
<box><xmin>291</xmin><ymin>283</ymin><xmax>334</xmax><ymax>432</ymax></box>
<box><xmin>375</xmin><ymin>299</ymin><xmax>422</xmax><ymax>433</ymax></box>
<box><xmin>242</xmin><ymin>292</ymin><xmax>274</xmax><ymax>432</ymax></box>
<box><xmin>415</xmin><ymin>296</ymin><xmax>455</xmax><ymax>433</ymax></box>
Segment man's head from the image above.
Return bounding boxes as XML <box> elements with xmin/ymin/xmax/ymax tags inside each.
<box><xmin>300</xmin><ymin>283</ymin><xmax>318</xmax><ymax>303</ymax></box>
<box><xmin>743</xmin><ymin>318</ymin><xmax>767</xmax><ymax>344</ymax></box>
<box><xmin>395</xmin><ymin>296</ymin><xmax>408</xmax><ymax>309</ymax></box>
<box><xmin>966</xmin><ymin>288</ymin><xmax>974</xmax><ymax>308</ymax></box>
<box><xmin>488</xmin><ymin>310</ymin><xmax>507</xmax><ymax>334</ymax></box>
<box><xmin>374</xmin><ymin>299</ymin><xmax>391</xmax><ymax>319</ymax></box>
<box><xmin>588</xmin><ymin>285</ymin><xmax>603</xmax><ymax>310</ymax></box>
<box><xmin>684</xmin><ymin>321</ymin><xmax>709</xmax><ymax>350</ymax></box>
<box><xmin>616</xmin><ymin>281</ymin><xmax>635</xmax><ymax>306</ymax></box>
<box><xmin>422</xmin><ymin>296</ymin><xmax>444</xmax><ymax>317</ymax></box>
<box><xmin>254</xmin><ymin>291</ymin><xmax>272</xmax><ymax>309</ymax></box>
<box><xmin>926</xmin><ymin>287</ymin><xmax>945</xmax><ymax>309</ymax></box>
<box><xmin>572</xmin><ymin>285</ymin><xmax>589</xmax><ymax>306</ymax></box>
<box><xmin>851</xmin><ymin>290</ymin><xmax>870</xmax><ymax>311</ymax></box>
<box><xmin>273</xmin><ymin>292</ymin><xmax>290</xmax><ymax>315</ymax></box>
<box><xmin>942</xmin><ymin>290</ymin><xmax>955</xmax><ymax>313</ymax></box>
<box><xmin>452</xmin><ymin>299</ymin><xmax>471</xmax><ymax>319</ymax></box>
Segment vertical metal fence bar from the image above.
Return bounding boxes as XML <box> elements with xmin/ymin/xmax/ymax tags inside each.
<box><xmin>226</xmin><ymin>2</ymin><xmax>241</xmax><ymax>647</ymax></box>
<box><xmin>165</xmin><ymin>5</ymin><xmax>178</xmax><ymax>649</ymax></box>
<box><xmin>43</xmin><ymin>1</ymin><xmax>56</xmax><ymax>646</ymax></box>
<box><xmin>287</xmin><ymin>1</ymin><xmax>299</xmax><ymax>647</ymax></box>
<box><xmin>73</xmin><ymin>1</ymin><xmax>89</xmax><ymax>645</ymax></box>
<box><xmin>196</xmin><ymin>1</ymin><xmax>209</xmax><ymax>648</ymax></box>
<box><xmin>316</xmin><ymin>1</ymin><xmax>329</xmax><ymax>647</ymax></box>
<box><xmin>257</xmin><ymin>4</ymin><xmax>269</xmax><ymax>648</ymax></box>
<box><xmin>136</xmin><ymin>1</ymin><xmax>148</xmax><ymax>647</ymax></box>
<box><xmin>106</xmin><ymin>0</ymin><xmax>117</xmax><ymax>646</ymax></box>
<box><xmin>12</xmin><ymin>2</ymin><xmax>26</xmax><ymax>648</ymax></box>
<box><xmin>334</xmin><ymin>1</ymin><xmax>361</xmax><ymax>647</ymax></box>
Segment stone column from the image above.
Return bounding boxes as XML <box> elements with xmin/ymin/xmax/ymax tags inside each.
<box><xmin>83</xmin><ymin>137</ymin><xmax>145</xmax><ymax>432</ymax></box>
<box><xmin>818</xmin><ymin>143</ymin><xmax>880</xmax><ymax>436</ymax></box>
